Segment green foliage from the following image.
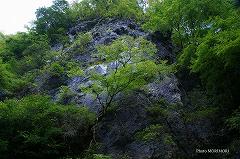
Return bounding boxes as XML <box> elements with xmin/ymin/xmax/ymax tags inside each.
<box><xmin>135</xmin><ymin>123</ymin><xmax>175</xmax><ymax>146</ymax></box>
<box><xmin>105</xmin><ymin>0</ymin><xmax>144</xmax><ymax>20</ymax></box>
<box><xmin>45</xmin><ymin>61</ymin><xmax>65</xmax><ymax>77</ymax></box>
<box><xmin>78</xmin><ymin>143</ymin><xmax>113</xmax><ymax>159</ymax></box>
<box><xmin>97</xmin><ymin>36</ymin><xmax>157</xmax><ymax>64</ymax></box>
<box><xmin>82</xmin><ymin>36</ymin><xmax>172</xmax><ymax>114</ymax></box>
<box><xmin>0</xmin><ymin>59</ymin><xmax>15</xmax><ymax>90</ymax></box>
<box><xmin>0</xmin><ymin>59</ymin><xmax>24</xmax><ymax>92</ymax></box>
<box><xmin>0</xmin><ymin>0</ymin><xmax>239</xmax><ymax>157</ymax></box>
<box><xmin>66</xmin><ymin>61</ymin><xmax>84</xmax><ymax>77</ymax></box>
<box><xmin>181</xmin><ymin>88</ymin><xmax>218</xmax><ymax>122</ymax></box>
<box><xmin>226</xmin><ymin>109</ymin><xmax>240</xmax><ymax>131</ymax></box>
<box><xmin>163</xmin><ymin>134</ymin><xmax>175</xmax><ymax>145</ymax></box>
<box><xmin>0</xmin><ymin>32</ymin><xmax>50</xmax><ymax>76</ymax></box>
<box><xmin>187</xmin><ymin>12</ymin><xmax>240</xmax><ymax>116</ymax></box>
<box><xmin>0</xmin><ymin>95</ymin><xmax>95</xmax><ymax>158</ymax></box>
<box><xmin>145</xmin><ymin>2</ymin><xmax>240</xmax><ymax>152</ymax></box>
<box><xmin>0</xmin><ymin>38</ymin><xmax>6</xmax><ymax>57</ymax></box>
<box><xmin>57</xmin><ymin>86</ymin><xmax>76</xmax><ymax>104</ymax></box>
<box><xmin>177</xmin><ymin>44</ymin><xmax>196</xmax><ymax>69</ymax></box>
<box><xmin>144</xmin><ymin>0</ymin><xmax>232</xmax><ymax>47</ymax></box>
<box><xmin>70</xmin><ymin>32</ymin><xmax>92</xmax><ymax>56</ymax></box>
<box><xmin>226</xmin><ymin>109</ymin><xmax>240</xmax><ymax>156</ymax></box>
<box><xmin>69</xmin><ymin>0</ymin><xmax>143</xmax><ymax>21</ymax></box>
<box><xmin>184</xmin><ymin>107</ymin><xmax>217</xmax><ymax>123</ymax></box>
<box><xmin>0</xmin><ymin>32</ymin><xmax>5</xmax><ymax>40</ymax></box>
<box><xmin>3</xmin><ymin>32</ymin><xmax>31</xmax><ymax>59</ymax></box>
<box><xmin>147</xmin><ymin>99</ymin><xmax>180</xmax><ymax>119</ymax></box>
<box><xmin>34</xmin><ymin>0</ymin><xmax>72</xmax><ymax>44</ymax></box>
<box><xmin>191</xmin><ymin>24</ymin><xmax>240</xmax><ymax>101</ymax></box>
<box><xmin>135</xmin><ymin>124</ymin><xmax>163</xmax><ymax>142</ymax></box>
<box><xmin>92</xmin><ymin>154</ymin><xmax>112</xmax><ymax>159</ymax></box>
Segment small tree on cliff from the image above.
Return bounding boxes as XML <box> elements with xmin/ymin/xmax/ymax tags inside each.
<box><xmin>81</xmin><ymin>36</ymin><xmax>172</xmax><ymax>118</ymax></box>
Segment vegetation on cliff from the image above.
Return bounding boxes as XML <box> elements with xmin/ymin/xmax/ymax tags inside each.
<box><xmin>0</xmin><ymin>0</ymin><xmax>239</xmax><ymax>158</ymax></box>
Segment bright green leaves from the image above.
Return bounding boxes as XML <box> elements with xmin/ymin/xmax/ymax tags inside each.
<box><xmin>45</xmin><ymin>61</ymin><xmax>65</xmax><ymax>77</ymax></box>
<box><xmin>0</xmin><ymin>59</ymin><xmax>14</xmax><ymax>90</ymax></box>
<box><xmin>143</xmin><ymin>0</ymin><xmax>179</xmax><ymax>32</ymax></box>
<box><xmin>97</xmin><ymin>36</ymin><xmax>157</xmax><ymax>64</ymax></box>
<box><xmin>0</xmin><ymin>32</ymin><xmax>50</xmax><ymax>76</ymax></box>
<box><xmin>69</xmin><ymin>0</ymin><xmax>144</xmax><ymax>21</ymax></box>
<box><xmin>83</xmin><ymin>36</ymin><xmax>172</xmax><ymax>113</ymax></box>
<box><xmin>3</xmin><ymin>32</ymin><xmax>32</xmax><ymax>59</ymax></box>
<box><xmin>144</xmin><ymin>0</ymin><xmax>233</xmax><ymax>47</ymax></box>
<box><xmin>70</xmin><ymin>32</ymin><xmax>92</xmax><ymax>56</ymax></box>
<box><xmin>145</xmin><ymin>0</ymin><xmax>240</xmax><ymax>115</ymax></box>
<box><xmin>191</xmin><ymin>25</ymin><xmax>240</xmax><ymax>78</ymax></box>
<box><xmin>66</xmin><ymin>61</ymin><xmax>84</xmax><ymax>77</ymax></box>
<box><xmin>0</xmin><ymin>32</ymin><xmax>4</xmax><ymax>40</ymax></box>
<box><xmin>105</xmin><ymin>0</ymin><xmax>144</xmax><ymax>20</ymax></box>
<box><xmin>90</xmin><ymin>60</ymin><xmax>159</xmax><ymax>95</ymax></box>
<box><xmin>91</xmin><ymin>36</ymin><xmax>160</xmax><ymax>100</ymax></box>
<box><xmin>177</xmin><ymin>44</ymin><xmax>196</xmax><ymax>69</ymax></box>
<box><xmin>57</xmin><ymin>86</ymin><xmax>76</xmax><ymax>104</ymax></box>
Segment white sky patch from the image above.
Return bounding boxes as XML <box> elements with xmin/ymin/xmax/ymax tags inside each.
<box><xmin>0</xmin><ymin>0</ymin><xmax>74</xmax><ymax>35</ymax></box>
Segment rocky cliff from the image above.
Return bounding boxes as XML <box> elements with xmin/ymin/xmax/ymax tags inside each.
<box><xmin>35</xmin><ymin>19</ymin><xmax>214</xmax><ymax>159</ymax></box>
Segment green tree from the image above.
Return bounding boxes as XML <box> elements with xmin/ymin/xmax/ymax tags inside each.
<box><xmin>82</xmin><ymin>36</ymin><xmax>172</xmax><ymax>117</ymax></box>
<box><xmin>144</xmin><ymin>0</ymin><xmax>240</xmax><ymax>108</ymax></box>
<box><xmin>143</xmin><ymin>0</ymin><xmax>233</xmax><ymax>51</ymax></box>
<box><xmin>0</xmin><ymin>58</ymin><xmax>24</xmax><ymax>93</ymax></box>
<box><xmin>34</xmin><ymin>0</ymin><xmax>71</xmax><ymax>44</ymax></box>
<box><xmin>3</xmin><ymin>32</ymin><xmax>32</xmax><ymax>59</ymax></box>
<box><xmin>69</xmin><ymin>0</ymin><xmax>143</xmax><ymax>21</ymax></box>
<box><xmin>0</xmin><ymin>95</ymin><xmax>95</xmax><ymax>158</ymax></box>
<box><xmin>1</xmin><ymin>32</ymin><xmax>50</xmax><ymax>76</ymax></box>
<box><xmin>2</xmin><ymin>32</ymin><xmax>49</xmax><ymax>60</ymax></box>
<box><xmin>191</xmin><ymin>13</ymin><xmax>240</xmax><ymax>111</ymax></box>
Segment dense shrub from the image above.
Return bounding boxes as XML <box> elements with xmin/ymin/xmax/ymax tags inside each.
<box><xmin>0</xmin><ymin>59</ymin><xmax>24</xmax><ymax>93</ymax></box>
<box><xmin>47</xmin><ymin>62</ymin><xmax>65</xmax><ymax>77</ymax></box>
<box><xmin>0</xmin><ymin>95</ymin><xmax>96</xmax><ymax>159</ymax></box>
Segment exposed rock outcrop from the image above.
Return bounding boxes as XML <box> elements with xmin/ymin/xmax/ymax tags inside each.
<box><xmin>66</xmin><ymin>19</ymin><xmax>185</xmax><ymax>159</ymax></box>
<box><xmin>35</xmin><ymin>18</ymin><xmax>214</xmax><ymax>159</ymax></box>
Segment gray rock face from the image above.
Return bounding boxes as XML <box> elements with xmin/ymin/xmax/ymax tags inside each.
<box><xmin>66</xmin><ymin>19</ymin><xmax>185</xmax><ymax>159</ymax></box>
<box><xmin>66</xmin><ymin>19</ymin><xmax>151</xmax><ymax>113</ymax></box>
<box><xmin>0</xmin><ymin>90</ymin><xmax>8</xmax><ymax>101</ymax></box>
<box><xmin>51</xmin><ymin>43</ymin><xmax>63</xmax><ymax>51</ymax></box>
<box><xmin>68</xmin><ymin>19</ymin><xmax>100</xmax><ymax>35</ymax></box>
<box><xmin>90</xmin><ymin>19</ymin><xmax>147</xmax><ymax>46</ymax></box>
<box><xmin>34</xmin><ymin>73</ymin><xmax>67</xmax><ymax>97</ymax></box>
<box><xmin>147</xmin><ymin>74</ymin><xmax>181</xmax><ymax>103</ymax></box>
<box><xmin>148</xmin><ymin>31</ymin><xmax>175</xmax><ymax>62</ymax></box>
<box><xmin>41</xmin><ymin>19</ymin><xmax>213</xmax><ymax>158</ymax></box>
<box><xmin>96</xmin><ymin>92</ymin><xmax>181</xmax><ymax>159</ymax></box>
<box><xmin>67</xmin><ymin>19</ymin><xmax>148</xmax><ymax>67</ymax></box>
<box><xmin>69</xmin><ymin>19</ymin><xmax>147</xmax><ymax>46</ymax></box>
